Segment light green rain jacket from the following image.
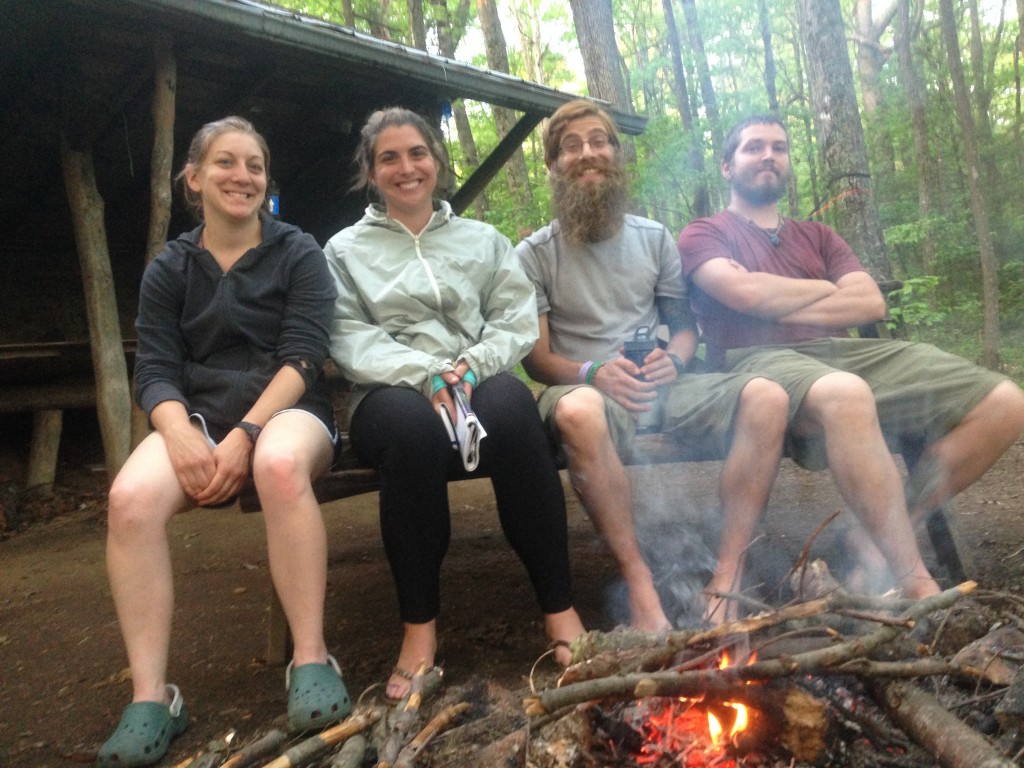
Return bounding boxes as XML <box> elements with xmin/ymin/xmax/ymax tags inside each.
<box><xmin>325</xmin><ymin>201</ymin><xmax>539</xmax><ymax>424</ymax></box>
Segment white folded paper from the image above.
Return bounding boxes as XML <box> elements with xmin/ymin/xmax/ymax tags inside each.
<box><xmin>439</xmin><ymin>384</ymin><xmax>487</xmax><ymax>471</ymax></box>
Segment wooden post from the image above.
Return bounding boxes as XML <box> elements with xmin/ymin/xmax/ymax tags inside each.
<box><xmin>26</xmin><ymin>410</ymin><xmax>63</xmax><ymax>490</ymax></box>
<box><xmin>60</xmin><ymin>139</ymin><xmax>132</xmax><ymax>480</ymax></box>
<box><xmin>132</xmin><ymin>31</ymin><xmax>178</xmax><ymax>448</ymax></box>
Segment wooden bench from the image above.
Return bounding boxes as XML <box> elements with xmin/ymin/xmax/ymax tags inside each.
<box><xmin>239</xmin><ymin>366</ymin><xmax>973</xmax><ymax>663</ymax></box>
<box><xmin>0</xmin><ymin>341</ymin><xmax>136</xmax><ymax>490</ymax></box>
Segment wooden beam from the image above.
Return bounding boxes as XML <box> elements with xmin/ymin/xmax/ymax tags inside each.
<box><xmin>60</xmin><ymin>138</ymin><xmax>132</xmax><ymax>480</ymax></box>
<box><xmin>449</xmin><ymin>111</ymin><xmax>544</xmax><ymax>215</ymax></box>
<box><xmin>26</xmin><ymin>410</ymin><xmax>63</xmax><ymax>490</ymax></box>
<box><xmin>146</xmin><ymin>31</ymin><xmax>176</xmax><ymax>264</ymax></box>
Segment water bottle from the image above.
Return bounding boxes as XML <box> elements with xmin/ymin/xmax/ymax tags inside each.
<box><xmin>622</xmin><ymin>325</ymin><xmax>663</xmax><ymax>433</ymax></box>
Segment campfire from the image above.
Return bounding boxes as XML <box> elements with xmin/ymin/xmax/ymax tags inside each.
<box><xmin>154</xmin><ymin>572</ymin><xmax>1024</xmax><ymax>767</ymax></box>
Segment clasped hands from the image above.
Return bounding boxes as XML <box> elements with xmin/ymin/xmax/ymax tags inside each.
<box><xmin>592</xmin><ymin>348</ymin><xmax>679</xmax><ymax>415</ymax></box>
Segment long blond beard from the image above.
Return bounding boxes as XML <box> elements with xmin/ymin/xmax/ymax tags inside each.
<box><xmin>552</xmin><ymin>160</ymin><xmax>629</xmax><ymax>244</ymax></box>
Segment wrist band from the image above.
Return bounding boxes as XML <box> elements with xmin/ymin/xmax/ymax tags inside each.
<box><xmin>585</xmin><ymin>361</ymin><xmax>603</xmax><ymax>386</ymax></box>
<box><xmin>667</xmin><ymin>353</ymin><xmax>687</xmax><ymax>375</ymax></box>
<box><xmin>462</xmin><ymin>369</ymin><xmax>477</xmax><ymax>387</ymax></box>
<box><xmin>431</xmin><ymin>375</ymin><xmax>447</xmax><ymax>395</ymax></box>
<box><xmin>578</xmin><ymin>361</ymin><xmax>594</xmax><ymax>384</ymax></box>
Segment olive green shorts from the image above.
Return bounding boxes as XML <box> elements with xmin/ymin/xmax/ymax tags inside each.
<box><xmin>536</xmin><ymin>370</ymin><xmax>760</xmax><ymax>463</ymax></box>
<box><xmin>724</xmin><ymin>337</ymin><xmax>1007</xmax><ymax>469</ymax></box>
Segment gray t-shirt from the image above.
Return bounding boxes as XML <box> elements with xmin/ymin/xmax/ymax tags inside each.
<box><xmin>515</xmin><ymin>214</ymin><xmax>686</xmax><ymax>362</ymax></box>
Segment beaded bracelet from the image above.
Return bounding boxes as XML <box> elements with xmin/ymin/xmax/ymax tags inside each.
<box><xmin>578</xmin><ymin>361</ymin><xmax>594</xmax><ymax>384</ymax></box>
<box><xmin>585</xmin><ymin>361</ymin><xmax>604</xmax><ymax>386</ymax></box>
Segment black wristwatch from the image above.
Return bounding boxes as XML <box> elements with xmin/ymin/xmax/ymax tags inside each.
<box><xmin>666</xmin><ymin>353</ymin><xmax>688</xmax><ymax>375</ymax></box>
<box><xmin>235</xmin><ymin>420</ymin><xmax>263</xmax><ymax>445</ymax></box>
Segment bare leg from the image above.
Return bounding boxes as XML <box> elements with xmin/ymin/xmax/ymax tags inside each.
<box><xmin>907</xmin><ymin>381</ymin><xmax>1024</xmax><ymax>519</ymax></box>
<box><xmin>388</xmin><ymin>620</ymin><xmax>438</xmax><ymax>701</ymax></box>
<box><xmin>796</xmin><ymin>372</ymin><xmax>940</xmax><ymax>599</ymax></box>
<box><xmin>253</xmin><ymin>411</ymin><xmax>335</xmax><ymax>668</ymax></box>
<box><xmin>106</xmin><ymin>433</ymin><xmax>190</xmax><ymax>705</ymax></box>
<box><xmin>554</xmin><ymin>388</ymin><xmax>671</xmax><ymax>631</ymax></box>
<box><xmin>704</xmin><ymin>379</ymin><xmax>788</xmax><ymax>624</ymax></box>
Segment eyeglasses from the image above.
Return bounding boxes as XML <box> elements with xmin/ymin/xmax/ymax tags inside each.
<box><xmin>558</xmin><ymin>133</ymin><xmax>613</xmax><ymax>156</ymax></box>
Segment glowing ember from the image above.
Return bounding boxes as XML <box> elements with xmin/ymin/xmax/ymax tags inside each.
<box><xmin>629</xmin><ymin>652</ymin><xmax>757</xmax><ymax>766</ymax></box>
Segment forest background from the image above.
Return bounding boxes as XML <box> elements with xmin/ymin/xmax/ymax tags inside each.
<box><xmin>277</xmin><ymin>0</ymin><xmax>1024</xmax><ymax>380</ymax></box>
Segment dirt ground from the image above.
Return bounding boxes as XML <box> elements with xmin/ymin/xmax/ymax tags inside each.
<box><xmin>1</xmin><ymin>415</ymin><xmax>1023</xmax><ymax>767</ymax></box>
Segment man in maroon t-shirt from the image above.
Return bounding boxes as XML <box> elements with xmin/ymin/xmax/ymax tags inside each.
<box><xmin>678</xmin><ymin>115</ymin><xmax>1024</xmax><ymax>598</ymax></box>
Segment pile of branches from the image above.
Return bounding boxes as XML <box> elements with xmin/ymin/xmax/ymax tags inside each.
<box><xmin>167</xmin><ymin>665</ymin><xmax>466</xmax><ymax>768</ymax></box>
<box><xmin>165</xmin><ymin>578</ymin><xmax>1024</xmax><ymax>767</ymax></box>
<box><xmin>522</xmin><ymin>579</ymin><xmax>1024</xmax><ymax>767</ymax></box>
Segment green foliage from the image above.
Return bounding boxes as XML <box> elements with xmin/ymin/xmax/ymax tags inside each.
<box><xmin>886</xmin><ymin>276</ymin><xmax>947</xmax><ymax>332</ymax></box>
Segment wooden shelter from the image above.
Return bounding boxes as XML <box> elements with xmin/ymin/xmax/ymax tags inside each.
<box><xmin>0</xmin><ymin>0</ymin><xmax>645</xmax><ymax>485</ymax></box>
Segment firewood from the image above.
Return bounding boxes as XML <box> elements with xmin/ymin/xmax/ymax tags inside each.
<box><xmin>393</xmin><ymin>702</ymin><xmax>471</xmax><ymax>767</ymax></box>
<box><xmin>218</xmin><ymin>729</ymin><xmax>287</xmax><ymax>768</ymax></box>
<box><xmin>257</xmin><ymin>710</ymin><xmax>380</xmax><ymax>768</ymax></box>
<box><xmin>874</xmin><ymin>679</ymin><xmax>1017</xmax><ymax>768</ymax></box>
<box><xmin>375</xmin><ymin>663</ymin><xmax>429</xmax><ymax>768</ymax></box>
<box><xmin>327</xmin><ymin>734</ymin><xmax>367</xmax><ymax>768</ymax></box>
<box><xmin>526</xmin><ymin>583</ymin><xmax>975</xmax><ymax>716</ymax></box>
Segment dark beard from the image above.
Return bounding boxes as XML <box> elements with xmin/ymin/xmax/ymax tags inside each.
<box><xmin>731</xmin><ymin>165</ymin><xmax>790</xmax><ymax>206</ymax></box>
<box><xmin>552</xmin><ymin>160</ymin><xmax>629</xmax><ymax>244</ymax></box>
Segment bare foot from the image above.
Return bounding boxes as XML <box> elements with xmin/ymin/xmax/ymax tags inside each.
<box><xmin>702</xmin><ymin>590</ymin><xmax>739</xmax><ymax>626</ymax></box>
<box><xmin>544</xmin><ymin>608</ymin><xmax>586</xmax><ymax>666</ymax></box>
<box><xmin>628</xmin><ymin>581</ymin><xmax>672</xmax><ymax>632</ymax></box>
<box><xmin>387</xmin><ymin>620</ymin><xmax>437</xmax><ymax>701</ymax></box>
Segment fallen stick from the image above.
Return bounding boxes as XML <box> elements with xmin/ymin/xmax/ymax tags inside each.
<box><xmin>328</xmin><ymin>734</ymin><xmax>367</xmax><ymax>768</ymax></box>
<box><xmin>393</xmin><ymin>702</ymin><xmax>471</xmax><ymax>768</ymax></box>
<box><xmin>874</xmin><ymin>679</ymin><xmax>1016</xmax><ymax>768</ymax></box>
<box><xmin>218</xmin><ymin>729</ymin><xmax>287</xmax><ymax>768</ymax></box>
<box><xmin>257</xmin><ymin>710</ymin><xmax>380</xmax><ymax>768</ymax></box>
<box><xmin>526</xmin><ymin>583</ymin><xmax>975</xmax><ymax>716</ymax></box>
<box><xmin>375</xmin><ymin>663</ymin><xmax>429</xmax><ymax>768</ymax></box>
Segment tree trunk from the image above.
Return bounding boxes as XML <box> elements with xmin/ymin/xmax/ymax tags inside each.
<box><xmin>791</xmin><ymin>25</ymin><xmax>818</xmax><ymax>217</ymax></box>
<box><xmin>476</xmin><ymin>0</ymin><xmax>535</xmax><ymax>222</ymax></box>
<box><xmin>758</xmin><ymin>0</ymin><xmax>779</xmax><ymax>113</ymax></box>
<box><xmin>663</xmin><ymin>0</ymin><xmax>709</xmax><ymax>218</ymax></box>
<box><xmin>342</xmin><ymin>0</ymin><xmax>354</xmax><ymax>28</ymax></box>
<box><xmin>431</xmin><ymin>0</ymin><xmax>486</xmax><ymax>218</ymax></box>
<box><xmin>895</xmin><ymin>0</ymin><xmax>936</xmax><ymax>274</ymax></box>
<box><xmin>798</xmin><ymin>0</ymin><xmax>893</xmax><ymax>282</ymax></box>
<box><xmin>680</xmin><ymin>0</ymin><xmax>722</xmax><ymax>155</ymax></box>
<box><xmin>938</xmin><ymin>0</ymin><xmax>1001</xmax><ymax>369</ymax></box>
<box><xmin>854</xmin><ymin>0</ymin><xmax>897</xmax><ymax>176</ymax></box>
<box><xmin>406</xmin><ymin>0</ymin><xmax>426</xmax><ymax>50</ymax></box>
<box><xmin>60</xmin><ymin>140</ymin><xmax>132</xmax><ymax>480</ymax></box>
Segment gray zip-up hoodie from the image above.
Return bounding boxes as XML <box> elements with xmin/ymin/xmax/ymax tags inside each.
<box><xmin>325</xmin><ymin>202</ymin><xmax>538</xmax><ymax>423</ymax></box>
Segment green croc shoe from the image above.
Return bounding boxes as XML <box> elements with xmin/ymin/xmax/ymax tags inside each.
<box><xmin>286</xmin><ymin>654</ymin><xmax>352</xmax><ymax>733</ymax></box>
<box><xmin>96</xmin><ymin>684</ymin><xmax>188</xmax><ymax>767</ymax></box>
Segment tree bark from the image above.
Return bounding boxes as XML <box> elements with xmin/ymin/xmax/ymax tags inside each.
<box><xmin>476</xmin><ymin>0</ymin><xmax>535</xmax><ymax>223</ymax></box>
<box><xmin>798</xmin><ymin>0</ymin><xmax>893</xmax><ymax>281</ymax></box>
<box><xmin>60</xmin><ymin>140</ymin><xmax>132</xmax><ymax>480</ymax></box>
<box><xmin>758</xmin><ymin>0</ymin><xmax>779</xmax><ymax>113</ymax></box>
<box><xmin>874</xmin><ymin>680</ymin><xmax>1016</xmax><ymax>768</ymax></box>
<box><xmin>938</xmin><ymin>0</ymin><xmax>1001</xmax><ymax>368</ymax></box>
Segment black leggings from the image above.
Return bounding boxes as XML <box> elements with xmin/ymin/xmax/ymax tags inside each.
<box><xmin>350</xmin><ymin>373</ymin><xmax>574</xmax><ymax>623</ymax></box>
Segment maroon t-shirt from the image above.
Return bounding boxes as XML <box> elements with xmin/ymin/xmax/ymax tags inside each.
<box><xmin>677</xmin><ymin>210</ymin><xmax>864</xmax><ymax>365</ymax></box>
